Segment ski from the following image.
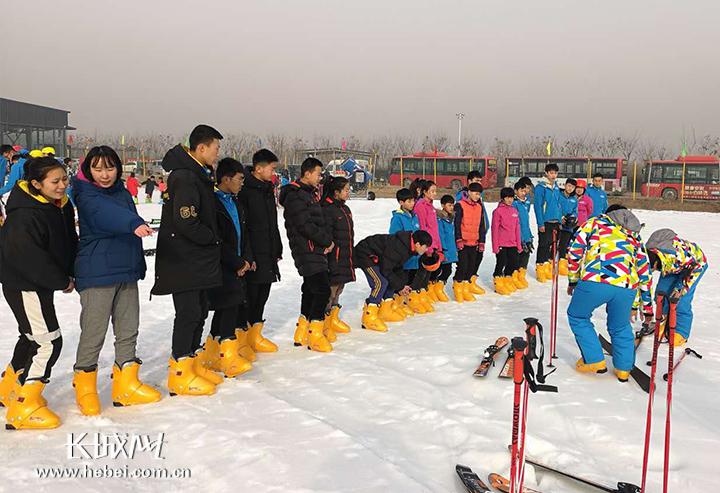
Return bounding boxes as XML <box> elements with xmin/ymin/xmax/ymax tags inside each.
<box><xmin>473</xmin><ymin>337</ymin><xmax>510</xmax><ymax>377</ymax></box>
<box><xmin>663</xmin><ymin>347</ymin><xmax>702</xmax><ymax>382</ymax></box>
<box><xmin>488</xmin><ymin>472</ymin><xmax>542</xmax><ymax>493</ymax></box>
<box><xmin>143</xmin><ymin>248</ymin><xmax>156</xmax><ymax>257</ymax></box>
<box><xmin>498</xmin><ymin>348</ymin><xmax>514</xmax><ymax>379</ymax></box>
<box><xmin>599</xmin><ymin>335</ymin><xmax>650</xmax><ymax>392</ymax></box>
<box><xmin>456</xmin><ymin>464</ymin><xmax>491</xmax><ymax>493</ymax></box>
<box><xmin>519</xmin><ymin>449</ymin><xmax>639</xmax><ymax>493</ymax></box>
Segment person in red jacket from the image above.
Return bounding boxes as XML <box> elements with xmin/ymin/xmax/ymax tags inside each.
<box><xmin>452</xmin><ymin>182</ymin><xmax>487</xmax><ymax>302</ymax></box>
<box><xmin>491</xmin><ymin>187</ymin><xmax>523</xmax><ymax>295</ymax></box>
<box><xmin>125</xmin><ymin>172</ymin><xmax>139</xmax><ymax>204</ymax></box>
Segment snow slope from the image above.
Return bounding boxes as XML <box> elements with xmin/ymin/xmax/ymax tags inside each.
<box><xmin>0</xmin><ymin>198</ymin><xmax>718</xmax><ymax>493</ymax></box>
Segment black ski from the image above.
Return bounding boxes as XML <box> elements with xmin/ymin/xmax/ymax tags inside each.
<box><xmin>473</xmin><ymin>337</ymin><xmax>510</xmax><ymax>377</ymax></box>
<box><xmin>599</xmin><ymin>335</ymin><xmax>650</xmax><ymax>393</ymax></box>
<box><xmin>498</xmin><ymin>348</ymin><xmax>513</xmax><ymax>379</ymax></box>
<box><xmin>522</xmin><ymin>451</ymin><xmax>639</xmax><ymax>493</ymax></box>
<box><xmin>455</xmin><ymin>464</ymin><xmax>491</xmax><ymax>493</ymax></box>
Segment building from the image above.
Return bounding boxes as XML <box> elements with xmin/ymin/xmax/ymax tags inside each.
<box><xmin>0</xmin><ymin>98</ymin><xmax>75</xmax><ymax>155</ymax></box>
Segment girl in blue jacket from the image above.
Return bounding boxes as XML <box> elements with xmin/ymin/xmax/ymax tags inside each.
<box><xmin>71</xmin><ymin>146</ymin><xmax>161</xmax><ymax>416</ymax></box>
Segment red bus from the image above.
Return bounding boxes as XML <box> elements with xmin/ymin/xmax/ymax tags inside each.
<box><xmin>389</xmin><ymin>152</ymin><xmax>497</xmax><ymax>190</ymax></box>
<box><xmin>641</xmin><ymin>155</ymin><xmax>720</xmax><ymax>200</ymax></box>
<box><xmin>504</xmin><ymin>156</ymin><xmax>626</xmax><ymax>191</ymax></box>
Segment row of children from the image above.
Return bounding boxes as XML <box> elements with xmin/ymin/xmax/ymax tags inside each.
<box><xmin>0</xmin><ymin>126</ymin><xmax>291</xmax><ymax>429</ymax></box>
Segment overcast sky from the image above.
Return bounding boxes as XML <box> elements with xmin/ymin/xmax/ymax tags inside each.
<box><xmin>2</xmin><ymin>0</ymin><xmax>718</xmax><ymax>145</ymax></box>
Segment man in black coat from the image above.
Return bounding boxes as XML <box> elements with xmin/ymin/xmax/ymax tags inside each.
<box><xmin>278</xmin><ymin>157</ymin><xmax>334</xmax><ymax>352</ymax></box>
<box><xmin>236</xmin><ymin>149</ymin><xmax>283</xmax><ymax>354</ymax></box>
<box><xmin>151</xmin><ymin>124</ymin><xmax>224</xmax><ymax>396</ymax></box>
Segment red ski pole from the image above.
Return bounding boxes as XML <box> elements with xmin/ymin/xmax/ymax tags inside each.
<box><xmin>663</xmin><ymin>299</ymin><xmax>678</xmax><ymax>493</ymax></box>
<box><xmin>509</xmin><ymin>337</ymin><xmax>528</xmax><ymax>493</ymax></box>
<box><xmin>640</xmin><ymin>292</ymin><xmax>666</xmax><ymax>493</ymax></box>
<box><xmin>548</xmin><ymin>228</ymin><xmax>559</xmax><ymax>365</ymax></box>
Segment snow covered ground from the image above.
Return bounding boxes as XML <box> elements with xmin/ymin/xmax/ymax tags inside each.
<box><xmin>0</xmin><ymin>197</ymin><xmax>718</xmax><ymax>493</ymax></box>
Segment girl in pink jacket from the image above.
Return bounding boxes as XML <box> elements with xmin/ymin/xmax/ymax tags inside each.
<box><xmin>410</xmin><ymin>179</ymin><xmax>444</xmax><ymax>305</ymax></box>
<box><xmin>491</xmin><ymin>187</ymin><xmax>523</xmax><ymax>295</ymax></box>
<box><xmin>412</xmin><ymin>179</ymin><xmax>441</xmax><ymax>254</ymax></box>
<box><xmin>575</xmin><ymin>179</ymin><xmax>594</xmax><ymax>226</ymax></box>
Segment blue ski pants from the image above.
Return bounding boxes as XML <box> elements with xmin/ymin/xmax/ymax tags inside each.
<box><xmin>567</xmin><ymin>281</ymin><xmax>636</xmax><ymax>371</ymax></box>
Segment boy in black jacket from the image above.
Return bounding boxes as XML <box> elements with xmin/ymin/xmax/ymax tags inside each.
<box><xmin>354</xmin><ymin>230</ymin><xmax>432</xmax><ymax>332</ymax></box>
<box><xmin>151</xmin><ymin>124</ymin><xmax>224</xmax><ymax>397</ymax></box>
<box><xmin>236</xmin><ymin>149</ymin><xmax>283</xmax><ymax>359</ymax></box>
<box><xmin>206</xmin><ymin>158</ymin><xmax>254</xmax><ymax>378</ymax></box>
<box><xmin>278</xmin><ymin>158</ymin><xmax>334</xmax><ymax>352</ymax></box>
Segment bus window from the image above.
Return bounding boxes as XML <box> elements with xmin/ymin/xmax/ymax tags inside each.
<box><xmin>662</xmin><ymin>165</ymin><xmax>683</xmax><ymax>183</ymax></box>
<box><xmin>593</xmin><ymin>161</ymin><xmax>617</xmax><ymax>178</ymax></box>
<box><xmin>710</xmin><ymin>166</ymin><xmax>720</xmax><ymax>184</ymax></box>
<box><xmin>487</xmin><ymin>159</ymin><xmax>497</xmax><ymax>171</ymax></box>
<box><xmin>685</xmin><ymin>165</ymin><xmax>708</xmax><ymax>184</ymax></box>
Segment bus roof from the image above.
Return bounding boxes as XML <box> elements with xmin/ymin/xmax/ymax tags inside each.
<box><xmin>649</xmin><ymin>155</ymin><xmax>720</xmax><ymax>165</ymax></box>
<box><xmin>506</xmin><ymin>156</ymin><xmax>624</xmax><ymax>161</ymax></box>
<box><xmin>393</xmin><ymin>152</ymin><xmax>495</xmax><ymax>160</ymax></box>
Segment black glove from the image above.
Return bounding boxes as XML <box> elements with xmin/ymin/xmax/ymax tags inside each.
<box><xmin>525</xmin><ymin>242</ymin><xmax>535</xmax><ymax>254</ymax></box>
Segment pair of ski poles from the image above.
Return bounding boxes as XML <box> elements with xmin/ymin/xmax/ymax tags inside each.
<box><xmin>509</xmin><ymin>336</ymin><xmax>529</xmax><ymax>493</ymax></box>
<box><xmin>640</xmin><ymin>291</ymin><xmax>678</xmax><ymax>493</ymax></box>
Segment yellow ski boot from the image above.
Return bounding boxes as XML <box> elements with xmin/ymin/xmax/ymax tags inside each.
<box><xmin>6</xmin><ymin>381</ymin><xmax>61</xmax><ymax>430</ymax></box>
<box><xmin>575</xmin><ymin>358</ymin><xmax>608</xmax><ymax>374</ymax></box>
<box><xmin>307</xmin><ymin>320</ymin><xmax>333</xmax><ymax>352</ymax></box>
<box><xmin>235</xmin><ymin>328</ymin><xmax>257</xmax><ymax>362</ymax></box>
<box><xmin>168</xmin><ymin>357</ymin><xmax>216</xmax><ymax>396</ymax></box>
<box><xmin>461</xmin><ymin>281</ymin><xmax>476</xmax><ymax>302</ymax></box>
<box><xmin>72</xmin><ymin>369</ymin><xmax>101</xmax><ymax>416</ymax></box>
<box><xmin>248</xmin><ymin>322</ymin><xmax>278</xmax><ymax>353</ymax></box>
<box><xmin>469</xmin><ymin>275</ymin><xmax>486</xmax><ymax>295</ymax></box>
<box><xmin>0</xmin><ymin>365</ymin><xmax>21</xmax><ymax>408</ymax></box>
<box><xmin>362</xmin><ymin>304</ymin><xmax>388</xmax><ymax>332</ymax></box>
<box><xmin>217</xmin><ymin>339</ymin><xmax>252</xmax><ymax>378</ymax></box>
<box><xmin>293</xmin><ymin>315</ymin><xmax>309</xmax><ymax>347</ymax></box>
<box><xmin>112</xmin><ymin>361</ymin><xmax>162</xmax><ymax>406</ymax></box>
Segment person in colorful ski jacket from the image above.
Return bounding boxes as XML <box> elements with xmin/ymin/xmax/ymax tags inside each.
<box><xmin>645</xmin><ymin>229</ymin><xmax>708</xmax><ymax>345</ymax></box>
<box><xmin>566</xmin><ymin>205</ymin><xmax>653</xmax><ymax>381</ymax></box>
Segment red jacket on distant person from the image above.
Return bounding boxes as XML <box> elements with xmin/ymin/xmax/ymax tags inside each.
<box><xmin>126</xmin><ymin>176</ymin><xmax>139</xmax><ymax>197</ymax></box>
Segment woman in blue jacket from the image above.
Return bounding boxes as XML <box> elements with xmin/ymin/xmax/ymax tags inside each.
<box><xmin>71</xmin><ymin>146</ymin><xmax>161</xmax><ymax>416</ymax></box>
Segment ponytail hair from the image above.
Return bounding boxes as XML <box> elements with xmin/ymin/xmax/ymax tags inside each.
<box><xmin>322</xmin><ymin>176</ymin><xmax>349</xmax><ymax>201</ymax></box>
<box><xmin>410</xmin><ymin>178</ymin><xmax>435</xmax><ymax>200</ymax></box>
<box><xmin>409</xmin><ymin>178</ymin><xmax>435</xmax><ymax>200</ymax></box>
